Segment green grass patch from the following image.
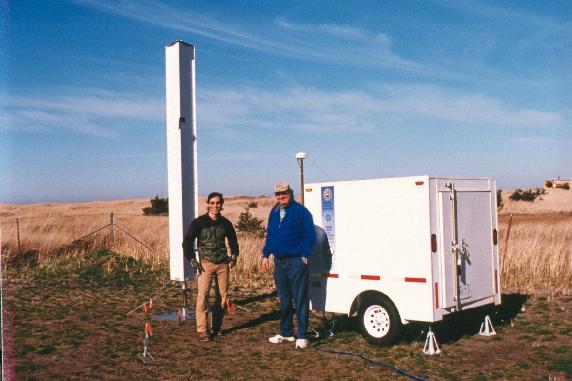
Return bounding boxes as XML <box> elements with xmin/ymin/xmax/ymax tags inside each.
<box><xmin>517</xmin><ymin>334</ymin><xmax>534</xmax><ymax>342</ymax></box>
<box><xmin>17</xmin><ymin>248</ymin><xmax>167</xmax><ymax>287</ymax></box>
<box><xmin>37</xmin><ymin>344</ymin><xmax>56</xmax><ymax>355</ymax></box>
<box><xmin>469</xmin><ymin>373</ymin><xmax>488</xmax><ymax>381</ymax></box>
<box><xmin>555</xmin><ymin>346</ymin><xmax>569</xmax><ymax>354</ymax></box>
<box><xmin>440</xmin><ymin>368</ymin><xmax>461</xmax><ymax>381</ymax></box>
<box><xmin>18</xmin><ymin>344</ymin><xmax>36</xmax><ymax>356</ymax></box>
<box><xmin>550</xmin><ymin>357</ymin><xmax>572</xmax><ymax>378</ymax></box>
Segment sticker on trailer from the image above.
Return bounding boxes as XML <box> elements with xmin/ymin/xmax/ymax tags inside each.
<box><xmin>321</xmin><ymin>186</ymin><xmax>336</xmax><ymax>253</ymax></box>
<box><xmin>460</xmin><ymin>283</ymin><xmax>472</xmax><ymax>299</ymax></box>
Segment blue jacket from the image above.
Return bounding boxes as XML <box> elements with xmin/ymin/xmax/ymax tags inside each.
<box><xmin>263</xmin><ymin>200</ymin><xmax>316</xmax><ymax>259</ymax></box>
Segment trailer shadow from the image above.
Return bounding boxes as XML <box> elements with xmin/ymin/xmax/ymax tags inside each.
<box><xmin>308</xmin><ymin>293</ymin><xmax>530</xmax><ymax>346</ymax></box>
<box><xmin>400</xmin><ymin>293</ymin><xmax>529</xmax><ymax>344</ymax></box>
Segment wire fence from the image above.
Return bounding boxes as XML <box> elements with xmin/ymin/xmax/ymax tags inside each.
<box><xmin>0</xmin><ymin>212</ymin><xmax>270</xmax><ymax>287</ymax></box>
<box><xmin>0</xmin><ymin>213</ymin><xmax>169</xmax><ymax>269</ymax></box>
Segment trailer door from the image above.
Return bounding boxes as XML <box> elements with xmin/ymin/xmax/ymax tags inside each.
<box><xmin>439</xmin><ymin>184</ymin><xmax>495</xmax><ymax>309</ymax></box>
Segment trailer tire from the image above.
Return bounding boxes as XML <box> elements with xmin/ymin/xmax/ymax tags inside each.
<box><xmin>358</xmin><ymin>295</ymin><xmax>401</xmax><ymax>346</ymax></box>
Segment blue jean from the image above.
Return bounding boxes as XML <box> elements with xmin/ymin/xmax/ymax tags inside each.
<box><xmin>273</xmin><ymin>256</ymin><xmax>309</xmax><ymax>339</ymax></box>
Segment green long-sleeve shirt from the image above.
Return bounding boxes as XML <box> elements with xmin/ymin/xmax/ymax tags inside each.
<box><xmin>182</xmin><ymin>213</ymin><xmax>239</xmax><ymax>264</ymax></box>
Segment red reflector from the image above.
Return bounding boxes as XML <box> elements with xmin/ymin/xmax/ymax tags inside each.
<box><xmin>405</xmin><ymin>277</ymin><xmax>426</xmax><ymax>283</ymax></box>
<box><xmin>494</xmin><ymin>270</ymin><xmax>498</xmax><ymax>294</ymax></box>
<box><xmin>415</xmin><ymin>181</ymin><xmax>424</xmax><ymax>186</ymax></box>
<box><xmin>305</xmin><ymin>188</ymin><xmax>313</xmax><ymax>192</ymax></box>
<box><xmin>431</xmin><ymin>234</ymin><xmax>437</xmax><ymax>253</ymax></box>
<box><xmin>361</xmin><ymin>275</ymin><xmax>381</xmax><ymax>281</ymax></box>
<box><xmin>321</xmin><ymin>273</ymin><xmax>339</xmax><ymax>278</ymax></box>
<box><xmin>434</xmin><ymin>282</ymin><xmax>439</xmax><ymax>309</ymax></box>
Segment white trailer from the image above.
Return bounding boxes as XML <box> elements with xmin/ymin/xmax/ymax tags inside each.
<box><xmin>304</xmin><ymin>176</ymin><xmax>501</xmax><ymax>345</ymax></box>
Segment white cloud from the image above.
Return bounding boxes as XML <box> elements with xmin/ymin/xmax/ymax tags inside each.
<box><xmin>377</xmin><ymin>85</ymin><xmax>566</xmax><ymax>128</ymax></box>
<box><xmin>71</xmin><ymin>0</ymin><xmax>423</xmax><ymax>72</ymax></box>
<box><xmin>199</xmin><ymin>83</ymin><xmax>567</xmax><ymax>135</ymax></box>
<box><xmin>199</xmin><ymin>85</ymin><xmax>381</xmax><ymax>134</ymax></box>
<box><xmin>511</xmin><ymin>137</ymin><xmax>571</xmax><ymax>145</ymax></box>
<box><xmin>437</xmin><ymin>0</ymin><xmax>572</xmax><ymax>52</ymax></box>
<box><xmin>275</xmin><ymin>19</ymin><xmax>368</xmax><ymax>39</ymax></box>
<box><xmin>3</xmin><ymin>88</ymin><xmax>163</xmax><ymax>137</ymax></box>
<box><xmin>4</xmin><ymin>83</ymin><xmax>565</xmax><ymax>140</ymax></box>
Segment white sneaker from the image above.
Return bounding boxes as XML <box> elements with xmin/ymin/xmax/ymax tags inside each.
<box><xmin>295</xmin><ymin>339</ymin><xmax>309</xmax><ymax>349</ymax></box>
<box><xmin>269</xmin><ymin>334</ymin><xmax>295</xmax><ymax>344</ymax></box>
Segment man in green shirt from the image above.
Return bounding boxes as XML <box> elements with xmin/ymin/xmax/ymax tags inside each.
<box><xmin>183</xmin><ymin>192</ymin><xmax>239</xmax><ymax>342</ymax></box>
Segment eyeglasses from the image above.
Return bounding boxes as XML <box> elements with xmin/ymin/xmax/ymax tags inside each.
<box><xmin>274</xmin><ymin>191</ymin><xmax>289</xmax><ymax>196</ymax></box>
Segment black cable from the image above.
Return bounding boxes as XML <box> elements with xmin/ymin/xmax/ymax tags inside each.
<box><xmin>313</xmin><ymin>346</ymin><xmax>428</xmax><ymax>381</ymax></box>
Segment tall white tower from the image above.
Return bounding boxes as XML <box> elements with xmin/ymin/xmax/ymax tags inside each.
<box><xmin>165</xmin><ymin>40</ymin><xmax>198</xmax><ymax>281</ymax></box>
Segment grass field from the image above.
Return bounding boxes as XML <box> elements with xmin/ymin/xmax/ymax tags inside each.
<box><xmin>2</xmin><ymin>192</ymin><xmax>571</xmax><ymax>294</ymax></box>
<box><xmin>1</xmin><ymin>191</ymin><xmax>571</xmax><ymax>380</ymax></box>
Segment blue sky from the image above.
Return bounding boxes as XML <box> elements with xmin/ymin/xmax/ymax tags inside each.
<box><xmin>2</xmin><ymin>0</ymin><xmax>571</xmax><ymax>203</ymax></box>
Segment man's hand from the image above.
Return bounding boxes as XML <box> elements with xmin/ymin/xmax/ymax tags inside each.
<box><xmin>229</xmin><ymin>255</ymin><xmax>238</xmax><ymax>269</ymax></box>
<box><xmin>301</xmin><ymin>257</ymin><xmax>308</xmax><ymax>265</ymax></box>
<box><xmin>190</xmin><ymin>258</ymin><xmax>203</xmax><ymax>275</ymax></box>
<box><xmin>261</xmin><ymin>257</ymin><xmax>271</xmax><ymax>271</ymax></box>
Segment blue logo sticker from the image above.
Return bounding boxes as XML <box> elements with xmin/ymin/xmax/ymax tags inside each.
<box><xmin>321</xmin><ymin>186</ymin><xmax>336</xmax><ymax>253</ymax></box>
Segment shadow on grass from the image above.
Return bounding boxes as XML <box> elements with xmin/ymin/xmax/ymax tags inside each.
<box><xmin>401</xmin><ymin>293</ymin><xmax>529</xmax><ymax>344</ymax></box>
<box><xmin>220</xmin><ymin>291</ymin><xmax>280</xmax><ymax>334</ymax></box>
<box><xmin>224</xmin><ymin>309</ymin><xmax>281</xmax><ymax>334</ymax></box>
<box><xmin>234</xmin><ymin>291</ymin><xmax>276</xmax><ymax>306</ymax></box>
<box><xmin>309</xmin><ymin>293</ymin><xmax>530</xmax><ymax>346</ymax></box>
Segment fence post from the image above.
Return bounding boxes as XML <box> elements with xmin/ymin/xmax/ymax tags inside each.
<box><xmin>110</xmin><ymin>212</ymin><xmax>114</xmax><ymax>243</ymax></box>
<box><xmin>503</xmin><ymin>214</ymin><xmax>513</xmax><ymax>257</ymax></box>
<box><xmin>16</xmin><ymin>218</ymin><xmax>22</xmax><ymax>255</ymax></box>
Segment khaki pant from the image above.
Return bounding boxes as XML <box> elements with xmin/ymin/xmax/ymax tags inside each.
<box><xmin>196</xmin><ymin>260</ymin><xmax>229</xmax><ymax>333</ymax></box>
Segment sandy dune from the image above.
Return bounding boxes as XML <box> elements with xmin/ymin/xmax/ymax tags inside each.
<box><xmin>500</xmin><ymin>188</ymin><xmax>572</xmax><ymax>215</ymax></box>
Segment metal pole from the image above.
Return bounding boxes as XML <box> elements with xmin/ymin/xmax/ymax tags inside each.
<box><xmin>182</xmin><ymin>281</ymin><xmax>188</xmax><ymax>309</ymax></box>
<box><xmin>296</xmin><ymin>152</ymin><xmax>307</xmax><ymax>206</ymax></box>
<box><xmin>300</xmin><ymin>159</ymin><xmax>305</xmax><ymax>205</ymax></box>
<box><xmin>16</xmin><ymin>218</ymin><xmax>22</xmax><ymax>255</ymax></box>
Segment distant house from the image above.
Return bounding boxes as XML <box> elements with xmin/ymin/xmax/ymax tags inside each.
<box><xmin>544</xmin><ymin>178</ymin><xmax>571</xmax><ymax>189</ymax></box>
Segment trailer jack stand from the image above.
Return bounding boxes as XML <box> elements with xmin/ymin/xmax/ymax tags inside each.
<box><xmin>479</xmin><ymin>315</ymin><xmax>496</xmax><ymax>336</ymax></box>
<box><xmin>423</xmin><ymin>327</ymin><xmax>441</xmax><ymax>355</ymax></box>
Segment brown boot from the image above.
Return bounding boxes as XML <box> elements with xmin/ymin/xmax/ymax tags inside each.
<box><xmin>198</xmin><ymin>332</ymin><xmax>210</xmax><ymax>342</ymax></box>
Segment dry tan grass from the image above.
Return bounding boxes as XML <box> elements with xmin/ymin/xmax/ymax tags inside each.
<box><xmin>0</xmin><ymin>197</ymin><xmax>275</xmax><ymax>286</ymax></box>
<box><xmin>2</xmin><ymin>194</ymin><xmax>571</xmax><ymax>293</ymax></box>
<box><xmin>499</xmin><ymin>215</ymin><xmax>572</xmax><ymax>295</ymax></box>
<box><xmin>497</xmin><ymin>188</ymin><xmax>572</xmax><ymax>294</ymax></box>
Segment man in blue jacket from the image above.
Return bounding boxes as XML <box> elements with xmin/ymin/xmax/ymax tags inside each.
<box><xmin>262</xmin><ymin>181</ymin><xmax>316</xmax><ymax>349</ymax></box>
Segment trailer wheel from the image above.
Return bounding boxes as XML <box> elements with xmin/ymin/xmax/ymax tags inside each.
<box><xmin>358</xmin><ymin>295</ymin><xmax>401</xmax><ymax>346</ymax></box>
